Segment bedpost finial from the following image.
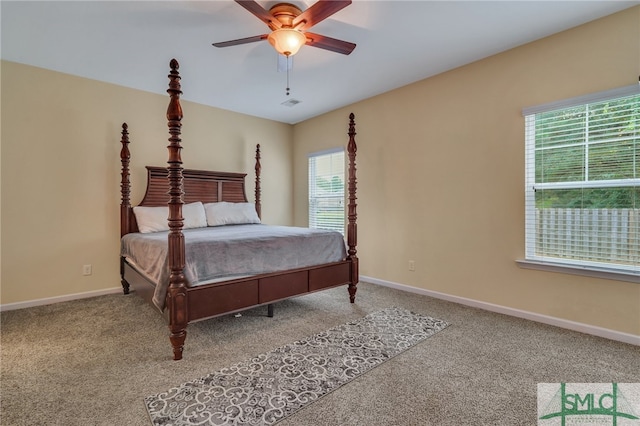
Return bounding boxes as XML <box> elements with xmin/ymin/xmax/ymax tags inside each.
<box><xmin>170</xmin><ymin>58</ymin><xmax>179</xmax><ymax>71</ymax></box>
<box><xmin>120</xmin><ymin>123</ymin><xmax>130</xmax><ymax>146</ymax></box>
<box><xmin>348</xmin><ymin>113</ymin><xmax>356</xmax><ymax>137</ymax></box>
<box><xmin>167</xmin><ymin>59</ymin><xmax>183</xmax><ymax>121</ymax></box>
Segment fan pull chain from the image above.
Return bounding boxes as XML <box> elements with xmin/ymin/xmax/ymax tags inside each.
<box><xmin>286</xmin><ymin>55</ymin><xmax>291</xmax><ymax>96</ymax></box>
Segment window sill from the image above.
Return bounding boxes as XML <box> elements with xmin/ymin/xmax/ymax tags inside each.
<box><xmin>516</xmin><ymin>260</ymin><xmax>640</xmax><ymax>284</ymax></box>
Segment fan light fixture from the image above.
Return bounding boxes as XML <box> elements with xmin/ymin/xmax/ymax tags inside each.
<box><xmin>212</xmin><ymin>1</ymin><xmax>356</xmax><ymax>95</ymax></box>
<box><xmin>267</xmin><ymin>28</ymin><xmax>306</xmax><ymax>56</ymax></box>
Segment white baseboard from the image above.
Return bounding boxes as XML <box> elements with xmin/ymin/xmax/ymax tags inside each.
<box><xmin>361</xmin><ymin>275</ymin><xmax>640</xmax><ymax>346</ymax></box>
<box><xmin>0</xmin><ymin>287</ymin><xmax>123</xmax><ymax>312</ymax></box>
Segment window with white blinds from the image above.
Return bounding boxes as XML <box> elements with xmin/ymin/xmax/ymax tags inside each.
<box><xmin>523</xmin><ymin>85</ymin><xmax>639</xmax><ymax>277</ymax></box>
<box><xmin>309</xmin><ymin>149</ymin><xmax>345</xmax><ymax>235</ymax></box>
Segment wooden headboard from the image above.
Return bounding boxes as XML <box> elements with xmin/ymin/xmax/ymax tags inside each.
<box><xmin>139</xmin><ymin>166</ymin><xmax>248</xmax><ymax>206</ymax></box>
<box><xmin>119</xmin><ymin>123</ymin><xmax>261</xmax><ymax>236</ymax></box>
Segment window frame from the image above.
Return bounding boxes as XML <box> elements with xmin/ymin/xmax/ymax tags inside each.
<box><xmin>520</xmin><ymin>84</ymin><xmax>640</xmax><ymax>282</ymax></box>
<box><xmin>308</xmin><ymin>147</ymin><xmax>346</xmax><ymax>236</ymax></box>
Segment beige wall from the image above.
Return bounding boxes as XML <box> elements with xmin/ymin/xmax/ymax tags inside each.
<box><xmin>1</xmin><ymin>61</ymin><xmax>293</xmax><ymax>305</ymax></box>
<box><xmin>2</xmin><ymin>7</ymin><xmax>638</xmax><ymax>336</ymax></box>
<box><xmin>293</xmin><ymin>7</ymin><xmax>640</xmax><ymax>335</ymax></box>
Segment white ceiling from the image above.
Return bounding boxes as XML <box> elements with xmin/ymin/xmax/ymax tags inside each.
<box><xmin>2</xmin><ymin>1</ymin><xmax>638</xmax><ymax>124</ymax></box>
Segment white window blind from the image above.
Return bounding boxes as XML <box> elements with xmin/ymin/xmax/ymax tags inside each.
<box><xmin>309</xmin><ymin>149</ymin><xmax>345</xmax><ymax>235</ymax></box>
<box><xmin>523</xmin><ymin>85</ymin><xmax>640</xmax><ymax>277</ymax></box>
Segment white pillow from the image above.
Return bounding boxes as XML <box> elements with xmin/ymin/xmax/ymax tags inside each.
<box><xmin>133</xmin><ymin>202</ymin><xmax>207</xmax><ymax>233</ymax></box>
<box><xmin>183</xmin><ymin>201</ymin><xmax>208</xmax><ymax>229</ymax></box>
<box><xmin>133</xmin><ymin>206</ymin><xmax>168</xmax><ymax>233</ymax></box>
<box><xmin>204</xmin><ymin>202</ymin><xmax>261</xmax><ymax>227</ymax></box>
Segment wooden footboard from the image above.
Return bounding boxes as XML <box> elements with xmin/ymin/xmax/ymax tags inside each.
<box><xmin>123</xmin><ymin>259</ymin><xmax>352</xmax><ymax>321</ymax></box>
<box><xmin>119</xmin><ymin>59</ymin><xmax>358</xmax><ymax>360</ymax></box>
<box><xmin>188</xmin><ymin>262</ymin><xmax>350</xmax><ymax>321</ymax></box>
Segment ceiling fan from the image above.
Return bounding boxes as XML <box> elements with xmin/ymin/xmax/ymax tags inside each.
<box><xmin>213</xmin><ymin>0</ymin><xmax>356</xmax><ymax>57</ymax></box>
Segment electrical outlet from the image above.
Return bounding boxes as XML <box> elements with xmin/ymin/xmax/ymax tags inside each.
<box><xmin>408</xmin><ymin>260</ymin><xmax>415</xmax><ymax>272</ymax></box>
<box><xmin>82</xmin><ymin>264</ymin><xmax>92</xmax><ymax>276</ymax></box>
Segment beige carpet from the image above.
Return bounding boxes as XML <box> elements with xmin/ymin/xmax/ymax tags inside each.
<box><xmin>1</xmin><ymin>282</ymin><xmax>638</xmax><ymax>425</ymax></box>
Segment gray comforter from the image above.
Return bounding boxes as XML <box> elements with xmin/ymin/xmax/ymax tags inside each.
<box><xmin>120</xmin><ymin>224</ymin><xmax>347</xmax><ymax>310</ymax></box>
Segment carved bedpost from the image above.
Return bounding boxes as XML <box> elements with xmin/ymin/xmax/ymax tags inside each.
<box><xmin>166</xmin><ymin>59</ymin><xmax>188</xmax><ymax>360</ymax></box>
<box><xmin>255</xmin><ymin>144</ymin><xmax>262</xmax><ymax>219</ymax></box>
<box><xmin>120</xmin><ymin>123</ymin><xmax>131</xmax><ymax>294</ymax></box>
<box><xmin>346</xmin><ymin>113</ymin><xmax>359</xmax><ymax>303</ymax></box>
<box><xmin>254</xmin><ymin>143</ymin><xmax>274</xmax><ymax>317</ymax></box>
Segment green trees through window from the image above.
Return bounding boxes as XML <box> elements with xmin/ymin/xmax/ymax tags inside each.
<box><xmin>534</xmin><ymin>95</ymin><xmax>639</xmax><ymax>208</ymax></box>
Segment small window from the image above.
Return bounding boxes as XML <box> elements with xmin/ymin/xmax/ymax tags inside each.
<box><xmin>523</xmin><ymin>85</ymin><xmax>639</xmax><ymax>276</ymax></box>
<box><xmin>308</xmin><ymin>149</ymin><xmax>345</xmax><ymax>235</ymax></box>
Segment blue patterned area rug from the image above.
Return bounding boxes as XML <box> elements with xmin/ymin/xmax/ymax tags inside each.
<box><xmin>145</xmin><ymin>307</ymin><xmax>449</xmax><ymax>426</ymax></box>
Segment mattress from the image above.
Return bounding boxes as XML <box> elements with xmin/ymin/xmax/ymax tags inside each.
<box><xmin>121</xmin><ymin>224</ymin><xmax>347</xmax><ymax>310</ymax></box>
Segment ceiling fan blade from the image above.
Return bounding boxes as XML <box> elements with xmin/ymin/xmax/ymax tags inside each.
<box><xmin>212</xmin><ymin>34</ymin><xmax>268</xmax><ymax>48</ymax></box>
<box><xmin>293</xmin><ymin>0</ymin><xmax>351</xmax><ymax>31</ymax></box>
<box><xmin>304</xmin><ymin>32</ymin><xmax>356</xmax><ymax>55</ymax></box>
<box><xmin>235</xmin><ymin>0</ymin><xmax>281</xmax><ymax>30</ymax></box>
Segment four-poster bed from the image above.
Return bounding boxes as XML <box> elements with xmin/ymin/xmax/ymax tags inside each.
<box><xmin>119</xmin><ymin>59</ymin><xmax>359</xmax><ymax>360</ymax></box>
